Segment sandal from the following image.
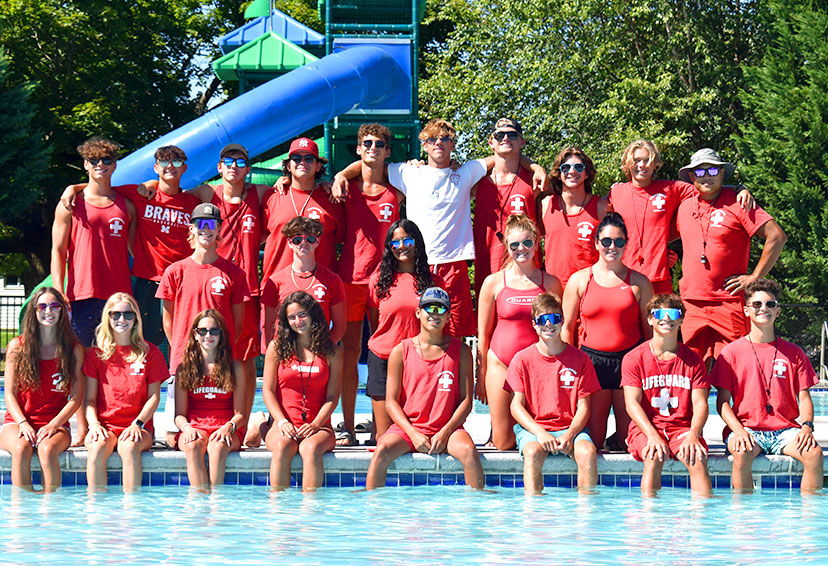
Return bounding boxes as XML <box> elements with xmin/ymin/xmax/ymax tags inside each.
<box><xmin>354</xmin><ymin>421</ymin><xmax>373</xmax><ymax>434</ymax></box>
<box><xmin>335</xmin><ymin>431</ymin><xmax>358</xmax><ymax>447</ymax></box>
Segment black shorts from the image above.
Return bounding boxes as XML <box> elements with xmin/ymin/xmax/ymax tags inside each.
<box><xmin>69</xmin><ymin>298</ymin><xmax>107</xmax><ymax>347</ymax></box>
<box><xmin>133</xmin><ymin>277</ymin><xmax>165</xmax><ymax>345</ymax></box>
<box><xmin>580</xmin><ymin>344</ymin><xmax>638</xmax><ymax>390</ymax></box>
<box><xmin>366</xmin><ymin>350</ymin><xmax>389</xmax><ymax>399</ymax></box>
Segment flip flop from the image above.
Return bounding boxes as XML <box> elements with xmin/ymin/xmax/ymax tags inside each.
<box><xmin>335</xmin><ymin>431</ymin><xmax>358</xmax><ymax>447</ymax></box>
<box><xmin>334</xmin><ymin>422</ymin><xmax>345</xmax><ymax>433</ymax></box>
<box><xmin>354</xmin><ymin>421</ymin><xmax>372</xmax><ymax>434</ymax></box>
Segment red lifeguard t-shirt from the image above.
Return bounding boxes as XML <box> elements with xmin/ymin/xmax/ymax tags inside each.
<box><xmin>82</xmin><ymin>343</ymin><xmax>168</xmax><ymax>433</ymax></box>
<box><xmin>542</xmin><ymin>195</ymin><xmax>600</xmax><ymax>287</ymax></box>
<box><xmin>261</xmin><ymin>186</ymin><xmax>345</xmax><ymax>282</ymax></box>
<box><xmin>67</xmin><ymin>191</ymin><xmax>133</xmax><ymax>301</ymax></box>
<box><xmin>710</xmin><ymin>337</ymin><xmax>818</xmax><ymax>432</ymax></box>
<box><xmin>260</xmin><ymin>264</ymin><xmax>345</xmax><ymax>320</ymax></box>
<box><xmin>156</xmin><ymin>257</ymin><xmax>250</xmax><ymax>371</ymax></box>
<box><xmin>211</xmin><ymin>186</ymin><xmax>262</xmax><ymax>297</ymax></box>
<box><xmin>621</xmin><ymin>342</ymin><xmax>709</xmax><ymax>429</ymax></box>
<box><xmin>609</xmin><ymin>179</ymin><xmax>695</xmax><ymax>284</ymax></box>
<box><xmin>337</xmin><ymin>179</ymin><xmax>399</xmax><ymax>284</ymax></box>
<box><xmin>366</xmin><ymin>271</ymin><xmax>445</xmax><ymax>359</ymax></box>
<box><xmin>504</xmin><ymin>343</ymin><xmax>600</xmax><ymax>431</ymax></box>
<box><xmin>3</xmin><ymin>357</ymin><xmax>71</xmax><ymax>429</ymax></box>
<box><xmin>276</xmin><ymin>355</ymin><xmax>332</xmax><ymax>427</ymax></box>
<box><xmin>473</xmin><ymin>168</ymin><xmax>536</xmax><ymax>283</ymax></box>
<box><xmin>116</xmin><ymin>185</ymin><xmax>201</xmax><ymax>281</ymax></box>
<box><xmin>185</xmin><ymin>375</ymin><xmax>235</xmax><ymax>432</ymax></box>
<box><xmin>676</xmin><ymin>189</ymin><xmax>773</xmax><ymax>300</ymax></box>
<box><xmin>398</xmin><ymin>338</ymin><xmax>463</xmax><ymax>435</ymax></box>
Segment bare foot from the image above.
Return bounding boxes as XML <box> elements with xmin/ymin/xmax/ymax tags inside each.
<box><xmin>71</xmin><ymin>430</ymin><xmax>87</xmax><ymax>447</ymax></box>
<box><xmin>243</xmin><ymin>411</ymin><xmax>267</xmax><ymax>447</ymax></box>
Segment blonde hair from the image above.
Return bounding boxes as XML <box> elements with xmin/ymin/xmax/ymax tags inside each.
<box><xmin>418</xmin><ymin>119</ymin><xmax>456</xmax><ymax>142</ymax></box>
<box><xmin>620</xmin><ymin>139</ymin><xmax>663</xmax><ymax>180</ymax></box>
<box><xmin>499</xmin><ymin>213</ymin><xmax>539</xmax><ymax>269</ymax></box>
<box><xmin>94</xmin><ymin>293</ymin><xmax>148</xmax><ymax>364</ymax></box>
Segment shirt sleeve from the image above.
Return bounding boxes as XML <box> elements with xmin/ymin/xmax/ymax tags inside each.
<box><xmin>460</xmin><ymin>158</ymin><xmax>488</xmax><ymax>187</ymax></box>
<box><xmin>503</xmin><ymin>356</ymin><xmax>525</xmax><ymax>393</ymax></box>
<box><xmin>690</xmin><ymin>356</ymin><xmax>710</xmax><ymax>389</ymax></box>
<box><xmin>387</xmin><ymin>162</ymin><xmax>408</xmax><ymax>196</ymax></box>
<box><xmin>260</xmin><ymin>276</ymin><xmax>278</xmax><ymax>307</ymax></box>
<box><xmin>620</xmin><ymin>350</ymin><xmax>643</xmax><ymax>388</ymax></box>
<box><xmin>146</xmin><ymin>345</ymin><xmax>171</xmax><ymax>384</ymax></box>
<box><xmin>792</xmin><ymin>346</ymin><xmax>819</xmax><ymax>391</ymax></box>
<box><xmin>81</xmin><ymin>349</ymin><xmax>100</xmax><ymax>379</ymax></box>
<box><xmin>230</xmin><ymin>266</ymin><xmax>251</xmax><ymax>304</ymax></box>
<box><xmin>155</xmin><ymin>266</ymin><xmax>177</xmax><ymax>300</ymax></box>
<box><xmin>709</xmin><ymin>351</ymin><xmax>735</xmax><ymax>391</ymax></box>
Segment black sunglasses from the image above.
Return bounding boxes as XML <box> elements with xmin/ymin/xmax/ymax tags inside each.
<box><xmin>109</xmin><ymin>311</ymin><xmax>136</xmax><ymax>321</ymax></box>
<box><xmin>361</xmin><ymin>140</ymin><xmax>387</xmax><ymax>149</ymax></box>
<box><xmin>290</xmin><ymin>155</ymin><xmax>317</xmax><ymax>164</ymax></box>
<box><xmin>195</xmin><ymin>327</ymin><xmax>222</xmax><ymax>336</ymax></box>
<box><xmin>599</xmin><ymin>237</ymin><xmax>626</xmax><ymax>248</ymax></box>
<box><xmin>492</xmin><ymin>131</ymin><xmax>520</xmax><ymax>142</ymax></box>
<box><xmin>88</xmin><ymin>157</ymin><xmax>115</xmax><ymax>166</ymax></box>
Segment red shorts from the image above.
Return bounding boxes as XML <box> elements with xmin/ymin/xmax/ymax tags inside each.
<box><xmin>681</xmin><ymin>298</ymin><xmax>748</xmax><ymax>362</ymax></box>
<box><xmin>651</xmin><ymin>279</ymin><xmax>674</xmax><ymax>295</ymax></box>
<box><xmin>381</xmin><ymin>423</ymin><xmax>466</xmax><ymax>452</ymax></box>
<box><xmin>430</xmin><ymin>261</ymin><xmax>475</xmax><ymax>337</ymax></box>
<box><xmin>234</xmin><ymin>298</ymin><xmax>261</xmax><ymax>361</ymax></box>
<box><xmin>626</xmin><ymin>424</ymin><xmax>707</xmax><ymax>462</ymax></box>
<box><xmin>343</xmin><ymin>282</ymin><xmax>369</xmax><ymax>323</ymax></box>
<box><xmin>175</xmin><ymin>422</ymin><xmax>245</xmax><ymax>447</ymax></box>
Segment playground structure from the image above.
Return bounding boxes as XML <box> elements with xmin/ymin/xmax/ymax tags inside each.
<box><xmin>111</xmin><ymin>0</ymin><xmax>422</xmax><ymax>188</ymax></box>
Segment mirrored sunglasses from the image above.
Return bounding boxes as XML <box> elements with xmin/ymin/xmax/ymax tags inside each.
<box><xmin>651</xmin><ymin>308</ymin><xmax>683</xmax><ymax>321</ymax></box>
<box><xmin>390</xmin><ymin>237</ymin><xmax>416</xmax><ymax>249</ymax></box>
<box><xmin>534</xmin><ymin>313</ymin><xmax>563</xmax><ymax>326</ymax></box>
<box><xmin>509</xmin><ymin>239</ymin><xmax>535</xmax><ymax>251</ymax></box>
<box><xmin>36</xmin><ymin>302</ymin><xmax>62</xmax><ymax>312</ymax></box>
<box><xmin>194</xmin><ymin>218</ymin><xmax>219</xmax><ymax>231</ymax></box>
<box><xmin>221</xmin><ymin>157</ymin><xmax>248</xmax><ymax>168</ymax></box>
<box><xmin>422</xmin><ymin>304</ymin><xmax>448</xmax><ymax>315</ymax></box>
<box><xmin>560</xmin><ymin>163</ymin><xmax>586</xmax><ymax>174</ymax></box>
<box><xmin>158</xmin><ymin>159</ymin><xmax>185</xmax><ymax>168</ymax></box>
<box><xmin>693</xmin><ymin>167</ymin><xmax>720</xmax><ymax>178</ymax></box>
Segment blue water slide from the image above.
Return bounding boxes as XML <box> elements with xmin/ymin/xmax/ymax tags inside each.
<box><xmin>111</xmin><ymin>45</ymin><xmax>406</xmax><ymax>189</ymax></box>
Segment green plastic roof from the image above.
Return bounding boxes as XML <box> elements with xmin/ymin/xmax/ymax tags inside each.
<box><xmin>212</xmin><ymin>32</ymin><xmax>319</xmax><ymax>81</ymax></box>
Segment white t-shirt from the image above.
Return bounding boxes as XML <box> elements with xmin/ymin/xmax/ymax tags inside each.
<box><xmin>388</xmin><ymin>159</ymin><xmax>487</xmax><ymax>264</ymax></box>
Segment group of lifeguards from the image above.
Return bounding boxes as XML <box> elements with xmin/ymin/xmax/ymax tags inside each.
<box><xmin>0</xmin><ymin>117</ymin><xmax>821</xmax><ymax>495</ymax></box>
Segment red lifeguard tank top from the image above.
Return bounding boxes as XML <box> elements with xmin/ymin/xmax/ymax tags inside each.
<box><xmin>399</xmin><ymin>338</ymin><xmax>463</xmax><ymax>435</ymax></box>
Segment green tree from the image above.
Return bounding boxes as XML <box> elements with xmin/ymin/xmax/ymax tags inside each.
<box><xmin>734</xmin><ymin>0</ymin><xmax>828</xmax><ymax>303</ymax></box>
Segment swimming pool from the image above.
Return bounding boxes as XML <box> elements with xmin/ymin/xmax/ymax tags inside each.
<box><xmin>1</xmin><ymin>484</ymin><xmax>825</xmax><ymax>564</ymax></box>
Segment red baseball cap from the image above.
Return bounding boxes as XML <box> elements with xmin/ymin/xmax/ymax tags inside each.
<box><xmin>288</xmin><ymin>138</ymin><xmax>327</xmax><ymax>163</ymax></box>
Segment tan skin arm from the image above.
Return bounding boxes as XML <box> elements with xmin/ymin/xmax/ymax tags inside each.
<box><xmin>3</xmin><ymin>339</ymin><xmax>38</xmax><ymax>444</ymax></box>
<box><xmin>561</xmin><ymin>269</ymin><xmax>588</xmax><ymax>345</ymax></box>
<box><xmin>631</xmin><ymin>271</ymin><xmax>655</xmax><ymax>340</ymax></box>
<box><xmin>125</xmin><ymin>198</ymin><xmax>138</xmax><ymax>256</ymax></box>
<box><xmin>329</xmin><ymin>301</ymin><xmax>347</xmax><ymax>344</ymax></box>
<box><xmin>37</xmin><ymin>344</ymin><xmax>85</xmax><ymax>444</ymax></box>
<box><xmin>84</xmin><ymin>374</ymin><xmax>107</xmax><ymax>441</ymax></box>
<box><xmin>475</xmin><ymin>273</ymin><xmax>501</xmax><ymax>404</ymax></box>
<box><xmin>715</xmin><ymin>386</ymin><xmax>755</xmax><ymax>454</ymax></box>
<box><xmin>261</xmin><ymin>342</ymin><xmax>294</xmax><ymax>437</ymax></box>
<box><xmin>724</xmin><ymin>219</ymin><xmax>787</xmax><ymax>295</ymax></box>
<box><xmin>50</xmin><ymin>203</ymin><xmax>73</xmax><ymax>301</ymax></box>
<box><xmin>792</xmin><ymin>388</ymin><xmax>818</xmax><ymax>454</ymax></box>
<box><xmin>331</xmin><ymin>160</ymin><xmax>367</xmax><ymax>201</ymax></box>
<box><xmin>623</xmin><ymin>385</ymin><xmax>668</xmax><ymax>462</ymax></box>
<box><xmin>161</xmin><ymin>300</ymin><xmax>175</xmax><ymax>346</ymax></box>
<box><xmin>384</xmin><ymin>343</ymin><xmax>428</xmax><ymax>451</ymax></box>
<box><xmin>367</xmin><ymin>306</ymin><xmax>379</xmax><ymax>335</ymax></box>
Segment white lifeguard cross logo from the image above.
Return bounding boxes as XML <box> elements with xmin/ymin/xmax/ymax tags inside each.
<box><xmin>210</xmin><ymin>277</ymin><xmax>227</xmax><ymax>295</ymax></box>
<box><xmin>307</xmin><ymin>207</ymin><xmax>323</xmax><ymax>220</ymax></box>
<box><xmin>312</xmin><ymin>284</ymin><xmax>327</xmax><ymax>300</ymax></box>
<box><xmin>577</xmin><ymin>221</ymin><xmax>594</xmax><ymax>241</ymax></box>
<box><xmin>510</xmin><ymin>195</ymin><xmax>526</xmax><ymax>214</ymax></box>
<box><xmin>130</xmin><ymin>360</ymin><xmax>146</xmax><ymax>375</ymax></box>
<box><xmin>204</xmin><ymin>392</ymin><xmax>216</xmax><ymax>399</ymax></box>
<box><xmin>711</xmin><ymin>210</ymin><xmax>726</xmax><ymax>228</ymax></box>
<box><xmin>110</xmin><ymin>218</ymin><xmax>124</xmax><ymax>236</ymax></box>
<box><xmin>559</xmin><ymin>368</ymin><xmax>576</xmax><ymax>388</ymax></box>
<box><xmin>379</xmin><ymin>203</ymin><xmax>394</xmax><ymax>222</ymax></box>
<box><xmin>773</xmin><ymin>359</ymin><xmax>788</xmax><ymax>379</ymax></box>
<box><xmin>437</xmin><ymin>371</ymin><xmax>454</xmax><ymax>392</ymax></box>
<box><xmin>651</xmin><ymin>194</ymin><xmax>667</xmax><ymax>211</ymax></box>
<box><xmin>652</xmin><ymin>387</ymin><xmax>678</xmax><ymax>416</ymax></box>
<box><xmin>242</xmin><ymin>214</ymin><xmax>256</xmax><ymax>233</ymax></box>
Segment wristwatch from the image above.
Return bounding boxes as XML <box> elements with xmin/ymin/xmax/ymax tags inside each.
<box><xmin>801</xmin><ymin>421</ymin><xmax>815</xmax><ymax>431</ymax></box>
<box><xmin>132</xmin><ymin>418</ymin><xmax>145</xmax><ymax>430</ymax></box>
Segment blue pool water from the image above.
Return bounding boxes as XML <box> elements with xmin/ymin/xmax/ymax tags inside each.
<box><xmin>1</xmin><ymin>484</ymin><xmax>826</xmax><ymax>564</ymax></box>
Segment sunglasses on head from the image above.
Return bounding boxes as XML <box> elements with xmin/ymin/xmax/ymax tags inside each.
<box><xmin>422</xmin><ymin>304</ymin><xmax>448</xmax><ymax>315</ymax></box>
<box><xmin>492</xmin><ymin>131</ymin><xmax>520</xmax><ymax>142</ymax></box>
<box><xmin>651</xmin><ymin>308</ymin><xmax>683</xmax><ymax>321</ymax></box>
<box><xmin>559</xmin><ymin>163</ymin><xmax>586</xmax><ymax>174</ymax></box>
<box><xmin>221</xmin><ymin>156</ymin><xmax>248</xmax><ymax>168</ymax></box>
<box><xmin>109</xmin><ymin>311</ymin><xmax>136</xmax><ymax>321</ymax></box>
<box><xmin>88</xmin><ymin>157</ymin><xmax>115</xmax><ymax>166</ymax></box>
<box><xmin>290</xmin><ymin>154</ymin><xmax>317</xmax><ymax>164</ymax></box>
<box><xmin>290</xmin><ymin>234</ymin><xmax>318</xmax><ymax>245</ymax></box>
<box><xmin>390</xmin><ymin>237</ymin><xmax>415</xmax><ymax>249</ymax></box>
<box><xmin>194</xmin><ymin>218</ymin><xmax>219</xmax><ymax>231</ymax></box>
<box><xmin>508</xmin><ymin>239</ymin><xmax>535</xmax><ymax>251</ymax></box>
<box><xmin>195</xmin><ymin>327</ymin><xmax>222</xmax><ymax>336</ymax></box>
<box><xmin>693</xmin><ymin>167</ymin><xmax>720</xmax><ymax>178</ymax></box>
<box><xmin>750</xmin><ymin>300</ymin><xmax>778</xmax><ymax>310</ymax></box>
<box><xmin>158</xmin><ymin>159</ymin><xmax>185</xmax><ymax>168</ymax></box>
<box><xmin>361</xmin><ymin>139</ymin><xmax>387</xmax><ymax>149</ymax></box>
<box><xmin>424</xmin><ymin>135</ymin><xmax>454</xmax><ymax>146</ymax></box>
<box><xmin>36</xmin><ymin>302</ymin><xmax>62</xmax><ymax>312</ymax></box>
<box><xmin>535</xmin><ymin>313</ymin><xmax>563</xmax><ymax>326</ymax></box>
<box><xmin>599</xmin><ymin>237</ymin><xmax>626</xmax><ymax>248</ymax></box>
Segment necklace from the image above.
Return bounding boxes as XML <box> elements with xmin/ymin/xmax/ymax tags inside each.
<box><xmin>216</xmin><ymin>185</ymin><xmax>249</xmax><ymax>264</ymax></box>
<box><xmin>297</xmin><ymin>353</ymin><xmax>316</xmax><ymax>422</ymax></box>
<box><xmin>628</xmin><ymin>185</ymin><xmax>646</xmax><ymax>266</ymax></box>
<box><xmin>290</xmin><ymin>185</ymin><xmax>317</xmax><ymax>218</ymax></box>
<box><xmin>694</xmin><ymin>190</ymin><xmax>723</xmax><ymax>265</ymax></box>
<box><xmin>290</xmin><ymin>266</ymin><xmax>317</xmax><ymax>291</ymax></box>
<box><xmin>748</xmin><ymin>337</ymin><xmax>779</xmax><ymax>415</ymax></box>
<box><xmin>494</xmin><ymin>169</ymin><xmax>520</xmax><ymax>242</ymax></box>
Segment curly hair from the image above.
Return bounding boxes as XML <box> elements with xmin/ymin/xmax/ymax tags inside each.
<box><xmin>176</xmin><ymin>309</ymin><xmax>235</xmax><ymax>393</ymax></box>
<box><xmin>12</xmin><ymin>287</ymin><xmax>78</xmax><ymax>394</ymax></box>
<box><xmin>273</xmin><ymin>291</ymin><xmax>336</xmax><ymax>364</ymax></box>
<box><xmin>499</xmin><ymin>213</ymin><xmax>539</xmax><ymax>269</ymax></box>
<box><xmin>646</xmin><ymin>293</ymin><xmax>685</xmax><ymax>315</ymax></box>
<box><xmin>94</xmin><ymin>293</ymin><xmax>148</xmax><ymax>364</ymax></box>
<box><xmin>550</xmin><ymin>147</ymin><xmax>597</xmax><ymax>195</ymax></box>
<box><xmin>744</xmin><ymin>278</ymin><xmax>782</xmax><ymax>303</ymax></box>
<box><xmin>358</xmin><ymin>123</ymin><xmax>391</xmax><ymax>147</ymax></box>
<box><xmin>620</xmin><ymin>139</ymin><xmax>663</xmax><ymax>180</ymax></box>
<box><xmin>154</xmin><ymin>145</ymin><xmax>187</xmax><ymax>162</ymax></box>
<box><xmin>375</xmin><ymin>219</ymin><xmax>434</xmax><ymax>300</ymax></box>
<box><xmin>281</xmin><ymin>216</ymin><xmax>323</xmax><ymax>238</ymax></box>
<box><xmin>419</xmin><ymin>119</ymin><xmax>456</xmax><ymax>141</ymax></box>
<box><xmin>77</xmin><ymin>136</ymin><xmax>120</xmax><ymax>160</ymax></box>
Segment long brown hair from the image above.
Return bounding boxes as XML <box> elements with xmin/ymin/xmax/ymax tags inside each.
<box><xmin>13</xmin><ymin>287</ymin><xmax>78</xmax><ymax>393</ymax></box>
<box><xmin>176</xmin><ymin>309</ymin><xmax>235</xmax><ymax>392</ymax></box>
<box><xmin>273</xmin><ymin>291</ymin><xmax>336</xmax><ymax>365</ymax></box>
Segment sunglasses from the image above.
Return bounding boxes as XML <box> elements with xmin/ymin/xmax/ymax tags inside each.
<box><xmin>36</xmin><ymin>302</ymin><xmax>62</xmax><ymax>312</ymax></box>
<box><xmin>535</xmin><ymin>313</ymin><xmax>563</xmax><ymax>326</ymax></box>
<box><xmin>599</xmin><ymin>237</ymin><xmax>626</xmax><ymax>248</ymax></box>
<box><xmin>158</xmin><ymin>159</ymin><xmax>185</xmax><ymax>168</ymax></box>
<box><xmin>361</xmin><ymin>139</ymin><xmax>387</xmax><ymax>149</ymax></box>
<box><xmin>509</xmin><ymin>239</ymin><xmax>535</xmax><ymax>251</ymax></box>
<box><xmin>221</xmin><ymin>157</ymin><xmax>248</xmax><ymax>168</ymax></box>
<box><xmin>290</xmin><ymin>234</ymin><xmax>318</xmax><ymax>245</ymax></box>
<box><xmin>693</xmin><ymin>167</ymin><xmax>720</xmax><ymax>178</ymax></box>
<box><xmin>390</xmin><ymin>237</ymin><xmax>416</xmax><ymax>249</ymax></box>
<box><xmin>109</xmin><ymin>311</ymin><xmax>136</xmax><ymax>321</ymax></box>
<box><xmin>559</xmin><ymin>163</ymin><xmax>586</xmax><ymax>174</ymax></box>
<box><xmin>424</xmin><ymin>135</ymin><xmax>454</xmax><ymax>146</ymax></box>
<box><xmin>194</xmin><ymin>218</ymin><xmax>219</xmax><ymax>231</ymax></box>
<box><xmin>290</xmin><ymin>154</ymin><xmax>317</xmax><ymax>164</ymax></box>
<box><xmin>88</xmin><ymin>157</ymin><xmax>115</xmax><ymax>166</ymax></box>
<box><xmin>750</xmin><ymin>300</ymin><xmax>779</xmax><ymax>310</ymax></box>
<box><xmin>492</xmin><ymin>131</ymin><xmax>521</xmax><ymax>142</ymax></box>
<box><xmin>651</xmin><ymin>308</ymin><xmax>683</xmax><ymax>321</ymax></box>
<box><xmin>422</xmin><ymin>304</ymin><xmax>448</xmax><ymax>315</ymax></box>
<box><xmin>195</xmin><ymin>327</ymin><xmax>222</xmax><ymax>336</ymax></box>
